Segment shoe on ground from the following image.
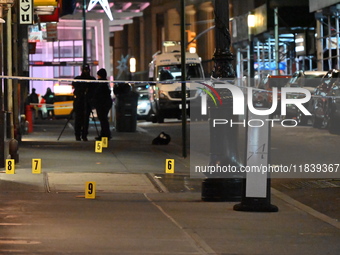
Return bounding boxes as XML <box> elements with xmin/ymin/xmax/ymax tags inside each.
<box><xmin>95</xmin><ymin>136</ymin><xmax>112</xmax><ymax>141</ymax></box>
<box><xmin>76</xmin><ymin>136</ymin><xmax>81</xmax><ymax>141</ymax></box>
<box><xmin>82</xmin><ymin>137</ymin><xmax>88</xmax><ymax>142</ymax></box>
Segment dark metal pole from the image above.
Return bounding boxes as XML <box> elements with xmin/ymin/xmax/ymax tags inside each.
<box><xmin>249</xmin><ymin>38</ymin><xmax>255</xmax><ymax>82</ymax></box>
<box><xmin>82</xmin><ymin>0</ymin><xmax>87</xmax><ymax>66</ymax></box>
<box><xmin>247</xmin><ymin>12</ymin><xmax>255</xmax><ymax>86</ymax></box>
<box><xmin>180</xmin><ymin>0</ymin><xmax>187</xmax><ymax>158</ymax></box>
<box><xmin>201</xmin><ymin>0</ymin><xmax>242</xmax><ymax>202</ymax></box>
<box><xmin>211</xmin><ymin>0</ymin><xmax>235</xmax><ymax>79</ymax></box>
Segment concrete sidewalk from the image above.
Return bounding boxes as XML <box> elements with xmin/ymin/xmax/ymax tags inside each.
<box><xmin>0</xmin><ymin>120</ymin><xmax>339</xmax><ymax>254</ymax></box>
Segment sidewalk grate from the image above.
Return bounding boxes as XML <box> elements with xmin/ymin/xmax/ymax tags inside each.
<box><xmin>154</xmin><ymin>174</ymin><xmax>203</xmax><ymax>193</ymax></box>
<box><xmin>281</xmin><ymin>179</ymin><xmax>340</xmax><ymax>190</ymax></box>
<box><xmin>46</xmin><ymin>173</ymin><xmax>160</xmax><ymax>193</ymax></box>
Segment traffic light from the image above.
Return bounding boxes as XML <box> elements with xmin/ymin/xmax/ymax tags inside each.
<box><xmin>186</xmin><ymin>30</ymin><xmax>197</xmax><ymax>53</ymax></box>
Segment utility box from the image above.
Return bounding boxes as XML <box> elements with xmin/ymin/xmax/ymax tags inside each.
<box><xmin>114</xmin><ymin>84</ymin><xmax>138</xmax><ymax>132</ymax></box>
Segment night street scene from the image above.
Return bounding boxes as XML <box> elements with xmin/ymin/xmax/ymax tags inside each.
<box><xmin>0</xmin><ymin>0</ymin><xmax>339</xmax><ymax>254</ymax></box>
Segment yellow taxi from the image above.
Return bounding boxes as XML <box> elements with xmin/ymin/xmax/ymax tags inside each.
<box><xmin>53</xmin><ymin>93</ymin><xmax>74</xmax><ymax>118</ymax></box>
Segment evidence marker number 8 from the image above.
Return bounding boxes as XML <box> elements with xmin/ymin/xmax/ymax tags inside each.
<box><xmin>6</xmin><ymin>159</ymin><xmax>15</xmax><ymax>174</ymax></box>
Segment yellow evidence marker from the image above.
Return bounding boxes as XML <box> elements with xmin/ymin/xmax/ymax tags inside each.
<box><xmin>32</xmin><ymin>159</ymin><xmax>42</xmax><ymax>174</ymax></box>
<box><xmin>95</xmin><ymin>141</ymin><xmax>102</xmax><ymax>153</ymax></box>
<box><xmin>165</xmin><ymin>159</ymin><xmax>175</xmax><ymax>174</ymax></box>
<box><xmin>5</xmin><ymin>159</ymin><xmax>15</xmax><ymax>174</ymax></box>
<box><xmin>85</xmin><ymin>182</ymin><xmax>96</xmax><ymax>199</ymax></box>
<box><xmin>101</xmin><ymin>137</ymin><xmax>108</xmax><ymax>148</ymax></box>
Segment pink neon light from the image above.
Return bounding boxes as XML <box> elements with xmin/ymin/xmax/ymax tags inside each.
<box><xmin>140</xmin><ymin>3</ymin><xmax>150</xmax><ymax>10</ymax></box>
<box><xmin>122</xmin><ymin>3</ymin><xmax>132</xmax><ymax>11</ymax></box>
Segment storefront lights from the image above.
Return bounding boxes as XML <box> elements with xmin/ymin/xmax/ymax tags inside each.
<box><xmin>88</xmin><ymin>0</ymin><xmax>113</xmax><ymax>21</ymax></box>
<box><xmin>247</xmin><ymin>14</ymin><xmax>255</xmax><ymax>28</ymax></box>
<box><xmin>130</xmin><ymin>57</ymin><xmax>136</xmax><ymax>73</ymax></box>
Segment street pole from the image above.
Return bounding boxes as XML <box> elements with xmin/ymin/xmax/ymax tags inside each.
<box><xmin>211</xmin><ymin>0</ymin><xmax>235</xmax><ymax>79</ymax></box>
<box><xmin>274</xmin><ymin>7</ymin><xmax>279</xmax><ymax>75</ymax></box>
<box><xmin>82</xmin><ymin>0</ymin><xmax>87</xmax><ymax>66</ymax></box>
<box><xmin>0</xmin><ymin>11</ymin><xmax>4</xmax><ymax>167</ymax></box>
<box><xmin>201</xmin><ymin>0</ymin><xmax>242</xmax><ymax>202</ymax></box>
<box><xmin>6</xmin><ymin>6</ymin><xmax>14</xmax><ymax>139</ymax></box>
<box><xmin>180</xmin><ymin>0</ymin><xmax>187</xmax><ymax>158</ymax></box>
<box><xmin>248</xmin><ymin>12</ymin><xmax>255</xmax><ymax>87</ymax></box>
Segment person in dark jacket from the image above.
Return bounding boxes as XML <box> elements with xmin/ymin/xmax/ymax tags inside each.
<box><xmin>27</xmin><ymin>88</ymin><xmax>39</xmax><ymax>119</ymax></box>
<box><xmin>93</xmin><ymin>68</ymin><xmax>113</xmax><ymax>140</ymax></box>
<box><xmin>27</xmin><ymin>88</ymin><xmax>39</xmax><ymax>105</ymax></box>
<box><xmin>43</xmin><ymin>87</ymin><xmax>55</xmax><ymax>118</ymax></box>
<box><xmin>72</xmin><ymin>64</ymin><xmax>96</xmax><ymax>141</ymax></box>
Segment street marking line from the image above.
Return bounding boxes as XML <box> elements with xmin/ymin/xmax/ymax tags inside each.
<box><xmin>0</xmin><ymin>250</ymin><xmax>27</xmax><ymax>253</ymax></box>
<box><xmin>47</xmin><ymin>173</ymin><xmax>159</xmax><ymax>193</ymax></box>
<box><xmin>146</xmin><ymin>173</ymin><xmax>169</xmax><ymax>193</ymax></box>
<box><xmin>271</xmin><ymin>188</ymin><xmax>340</xmax><ymax>229</ymax></box>
<box><xmin>43</xmin><ymin>172</ymin><xmax>51</xmax><ymax>193</ymax></box>
<box><xmin>0</xmin><ymin>223</ymin><xmax>32</xmax><ymax>226</ymax></box>
<box><xmin>144</xmin><ymin>193</ymin><xmax>215</xmax><ymax>255</ymax></box>
<box><xmin>0</xmin><ymin>240</ymin><xmax>40</xmax><ymax>244</ymax></box>
<box><xmin>136</xmin><ymin>126</ymin><xmax>148</xmax><ymax>133</ymax></box>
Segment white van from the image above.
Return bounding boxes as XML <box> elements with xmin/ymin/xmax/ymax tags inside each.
<box><xmin>148</xmin><ymin>42</ymin><xmax>205</xmax><ymax>123</ymax></box>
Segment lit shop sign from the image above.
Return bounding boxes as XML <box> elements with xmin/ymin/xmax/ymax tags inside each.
<box><xmin>29</xmin><ymin>61</ymin><xmax>99</xmax><ymax>66</ymax></box>
<box><xmin>20</xmin><ymin>0</ymin><xmax>33</xmax><ymax>24</ymax></box>
<box><xmin>254</xmin><ymin>62</ymin><xmax>286</xmax><ymax>71</ymax></box>
<box><xmin>88</xmin><ymin>0</ymin><xmax>113</xmax><ymax>21</ymax></box>
<box><xmin>33</xmin><ymin>0</ymin><xmax>58</xmax><ymax>6</ymax></box>
<box><xmin>0</xmin><ymin>0</ymin><xmax>14</xmax><ymax>3</ymax></box>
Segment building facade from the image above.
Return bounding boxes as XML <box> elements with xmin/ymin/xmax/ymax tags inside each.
<box><xmin>114</xmin><ymin>0</ymin><xmax>340</xmax><ymax>81</ymax></box>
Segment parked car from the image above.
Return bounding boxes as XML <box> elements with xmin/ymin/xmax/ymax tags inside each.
<box><xmin>253</xmin><ymin>74</ymin><xmax>291</xmax><ymax>115</ymax></box>
<box><xmin>53</xmin><ymin>93</ymin><xmax>74</xmax><ymax>118</ymax></box>
<box><xmin>137</xmin><ymin>93</ymin><xmax>152</xmax><ymax>120</ymax></box>
<box><xmin>322</xmin><ymin>81</ymin><xmax>340</xmax><ymax>134</ymax></box>
<box><xmin>37</xmin><ymin>94</ymin><xmax>47</xmax><ymax>119</ymax></box>
<box><xmin>135</xmin><ymin>84</ymin><xmax>153</xmax><ymax>121</ymax></box>
<box><xmin>311</xmin><ymin>69</ymin><xmax>340</xmax><ymax>131</ymax></box>
<box><xmin>39</xmin><ymin>93</ymin><xmax>74</xmax><ymax>119</ymax></box>
<box><xmin>283</xmin><ymin>70</ymin><xmax>327</xmax><ymax>125</ymax></box>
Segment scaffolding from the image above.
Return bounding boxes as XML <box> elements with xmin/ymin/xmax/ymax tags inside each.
<box><xmin>315</xmin><ymin>7</ymin><xmax>340</xmax><ymax>71</ymax></box>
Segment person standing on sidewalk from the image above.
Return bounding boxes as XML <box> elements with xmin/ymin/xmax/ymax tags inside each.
<box><xmin>93</xmin><ymin>68</ymin><xmax>113</xmax><ymax>140</ymax></box>
<box><xmin>72</xmin><ymin>64</ymin><xmax>96</xmax><ymax>141</ymax></box>
<box><xmin>26</xmin><ymin>88</ymin><xmax>39</xmax><ymax>119</ymax></box>
<box><xmin>43</xmin><ymin>87</ymin><xmax>55</xmax><ymax>119</ymax></box>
